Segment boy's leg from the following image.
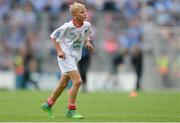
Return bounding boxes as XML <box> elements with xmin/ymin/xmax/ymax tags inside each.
<box><xmin>68</xmin><ymin>71</ymin><xmax>82</xmax><ymax>104</ymax></box>
<box><xmin>50</xmin><ymin>75</ymin><xmax>70</xmax><ymax>101</ymax></box>
<box><xmin>42</xmin><ymin>75</ymin><xmax>70</xmax><ymax>117</ymax></box>
<box><xmin>66</xmin><ymin>70</ymin><xmax>83</xmax><ymax>119</ymax></box>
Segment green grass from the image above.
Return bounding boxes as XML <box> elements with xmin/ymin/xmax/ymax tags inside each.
<box><xmin>0</xmin><ymin>90</ymin><xmax>180</xmax><ymax>122</ymax></box>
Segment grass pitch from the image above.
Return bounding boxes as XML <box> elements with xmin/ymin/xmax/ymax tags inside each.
<box><xmin>0</xmin><ymin>90</ymin><xmax>179</xmax><ymax>122</ymax></box>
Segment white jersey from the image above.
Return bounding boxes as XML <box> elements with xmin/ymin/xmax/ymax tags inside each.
<box><xmin>50</xmin><ymin>20</ymin><xmax>91</xmax><ymax>61</ymax></box>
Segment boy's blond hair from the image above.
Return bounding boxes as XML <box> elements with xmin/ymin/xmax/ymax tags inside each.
<box><xmin>69</xmin><ymin>2</ymin><xmax>86</xmax><ymax>16</ymax></box>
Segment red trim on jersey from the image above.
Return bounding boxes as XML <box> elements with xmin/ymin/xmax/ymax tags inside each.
<box><xmin>72</xmin><ymin>19</ymin><xmax>83</xmax><ymax>28</ymax></box>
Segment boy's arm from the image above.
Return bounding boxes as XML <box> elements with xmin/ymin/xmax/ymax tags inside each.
<box><xmin>85</xmin><ymin>36</ymin><xmax>93</xmax><ymax>50</ymax></box>
<box><xmin>51</xmin><ymin>37</ymin><xmax>65</xmax><ymax>58</ymax></box>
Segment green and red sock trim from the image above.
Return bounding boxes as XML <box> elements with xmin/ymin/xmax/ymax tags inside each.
<box><xmin>47</xmin><ymin>97</ymin><xmax>55</xmax><ymax>107</ymax></box>
<box><xmin>68</xmin><ymin>103</ymin><xmax>76</xmax><ymax>110</ymax></box>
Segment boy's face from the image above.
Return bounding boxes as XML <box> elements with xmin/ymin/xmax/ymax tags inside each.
<box><xmin>75</xmin><ymin>8</ymin><xmax>86</xmax><ymax>22</ymax></box>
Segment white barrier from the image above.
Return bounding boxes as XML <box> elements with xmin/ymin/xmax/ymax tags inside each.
<box><xmin>0</xmin><ymin>71</ymin><xmax>15</xmax><ymax>90</ymax></box>
<box><xmin>87</xmin><ymin>71</ymin><xmax>136</xmax><ymax>92</ymax></box>
<box><xmin>0</xmin><ymin>71</ymin><xmax>136</xmax><ymax>92</ymax></box>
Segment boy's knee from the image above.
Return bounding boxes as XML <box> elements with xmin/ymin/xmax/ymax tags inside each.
<box><xmin>61</xmin><ymin>83</ymin><xmax>67</xmax><ymax>88</ymax></box>
<box><xmin>74</xmin><ymin>79</ymin><xmax>82</xmax><ymax>86</ymax></box>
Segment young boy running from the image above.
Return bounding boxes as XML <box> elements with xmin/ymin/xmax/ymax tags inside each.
<box><xmin>41</xmin><ymin>2</ymin><xmax>93</xmax><ymax>119</ymax></box>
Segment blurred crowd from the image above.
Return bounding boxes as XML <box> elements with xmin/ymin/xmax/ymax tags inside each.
<box><xmin>0</xmin><ymin>0</ymin><xmax>180</xmax><ymax>89</ymax></box>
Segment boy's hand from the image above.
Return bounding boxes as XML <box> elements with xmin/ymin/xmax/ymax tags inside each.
<box><xmin>57</xmin><ymin>50</ymin><xmax>65</xmax><ymax>59</ymax></box>
<box><xmin>86</xmin><ymin>42</ymin><xmax>93</xmax><ymax>50</ymax></box>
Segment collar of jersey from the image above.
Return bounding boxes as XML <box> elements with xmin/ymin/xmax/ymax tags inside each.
<box><xmin>72</xmin><ymin>19</ymin><xmax>84</xmax><ymax>28</ymax></box>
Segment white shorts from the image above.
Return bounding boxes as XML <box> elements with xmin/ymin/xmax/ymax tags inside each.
<box><xmin>57</xmin><ymin>56</ymin><xmax>78</xmax><ymax>75</ymax></box>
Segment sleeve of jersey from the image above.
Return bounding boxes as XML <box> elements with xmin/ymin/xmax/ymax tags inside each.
<box><xmin>85</xmin><ymin>23</ymin><xmax>92</xmax><ymax>40</ymax></box>
<box><xmin>50</xmin><ymin>24</ymin><xmax>67</xmax><ymax>42</ymax></box>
